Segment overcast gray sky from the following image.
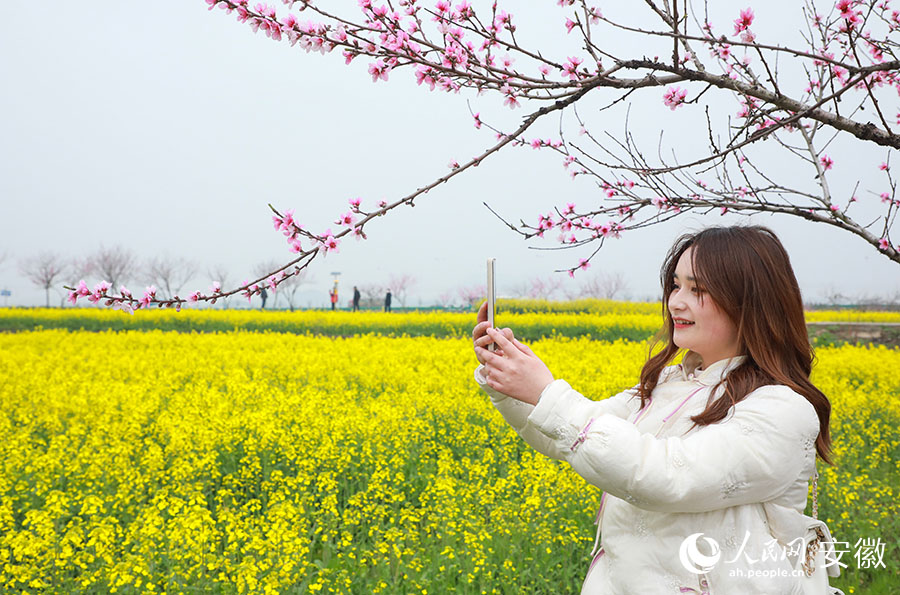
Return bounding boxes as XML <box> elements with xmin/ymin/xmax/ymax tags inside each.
<box><xmin>1</xmin><ymin>1</ymin><xmax>897</xmax><ymax>308</ymax></box>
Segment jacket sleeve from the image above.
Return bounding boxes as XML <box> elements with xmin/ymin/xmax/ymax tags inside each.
<box><xmin>474</xmin><ymin>364</ymin><xmax>639</xmax><ymax>461</ymax></box>
<box><xmin>525</xmin><ymin>381</ymin><xmax>820</xmax><ymax>513</ymax></box>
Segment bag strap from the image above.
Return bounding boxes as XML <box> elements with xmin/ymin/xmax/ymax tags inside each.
<box><xmin>802</xmin><ymin>464</ymin><xmax>826</xmax><ymax>577</ymax></box>
<box><xmin>812</xmin><ymin>466</ymin><xmax>819</xmax><ymax>520</ymax></box>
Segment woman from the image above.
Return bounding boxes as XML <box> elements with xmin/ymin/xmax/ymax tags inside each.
<box><xmin>472</xmin><ymin>226</ymin><xmax>836</xmax><ymax>594</ymax></box>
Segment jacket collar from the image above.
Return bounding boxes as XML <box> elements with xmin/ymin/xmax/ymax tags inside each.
<box><xmin>679</xmin><ymin>351</ymin><xmax>747</xmax><ymax>385</ymax></box>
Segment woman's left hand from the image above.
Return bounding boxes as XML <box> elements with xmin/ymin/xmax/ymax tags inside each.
<box><xmin>475</xmin><ymin>328</ymin><xmax>554</xmax><ymax>406</ymax></box>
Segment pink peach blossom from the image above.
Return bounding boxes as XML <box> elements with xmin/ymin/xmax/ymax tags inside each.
<box><xmin>140</xmin><ymin>286</ymin><xmax>157</xmax><ymax>309</ymax></box>
<box><xmin>281</xmin><ymin>208</ymin><xmax>295</xmax><ymax>229</ymax></box>
<box><xmin>368</xmin><ymin>59</ymin><xmax>390</xmax><ymax>82</ymax></box>
<box><xmin>538</xmin><ymin>213</ymin><xmax>555</xmax><ymax>232</ymax></box>
<box><xmin>88</xmin><ymin>281</ymin><xmax>111</xmax><ymax>304</ymax></box>
<box><xmin>562</xmin><ymin>56</ymin><xmax>583</xmax><ymax>80</ymax></box>
<box><xmin>415</xmin><ymin>65</ymin><xmax>436</xmax><ymax>90</ymax></box>
<box><xmin>733</xmin><ymin>7</ymin><xmax>754</xmax><ymax>35</ymax></box>
<box><xmin>455</xmin><ymin>2</ymin><xmax>473</xmax><ymax>18</ymax></box>
<box><xmin>663</xmin><ymin>86</ymin><xmax>687</xmax><ymax>110</ymax></box>
<box><xmin>502</xmin><ymin>90</ymin><xmax>519</xmax><ymax>109</ymax></box>
<box><xmin>320</xmin><ymin>229</ymin><xmax>340</xmax><ymax>253</ymax></box>
<box><xmin>112</xmin><ymin>300</ymin><xmax>135</xmax><ymax>315</ymax></box>
<box><xmin>335</xmin><ymin>212</ymin><xmax>356</xmax><ymax>226</ymax></box>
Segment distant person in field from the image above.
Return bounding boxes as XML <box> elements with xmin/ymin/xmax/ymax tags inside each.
<box><xmin>472</xmin><ymin>225</ymin><xmax>838</xmax><ymax>594</ymax></box>
<box><xmin>384</xmin><ymin>290</ymin><xmax>392</xmax><ymax>313</ymax></box>
<box><xmin>329</xmin><ymin>288</ymin><xmax>338</xmax><ymax>311</ymax></box>
<box><xmin>259</xmin><ymin>288</ymin><xmax>268</xmax><ymax>310</ymax></box>
<box><xmin>353</xmin><ymin>286</ymin><xmax>361</xmax><ymax>312</ymax></box>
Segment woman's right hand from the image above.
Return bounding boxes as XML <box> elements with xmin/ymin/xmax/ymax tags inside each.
<box><xmin>473</xmin><ymin>301</ymin><xmax>514</xmax><ymax>365</ymax></box>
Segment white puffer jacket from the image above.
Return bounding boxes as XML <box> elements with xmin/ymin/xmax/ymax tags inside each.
<box><xmin>475</xmin><ymin>355</ymin><xmax>825</xmax><ymax>594</ymax></box>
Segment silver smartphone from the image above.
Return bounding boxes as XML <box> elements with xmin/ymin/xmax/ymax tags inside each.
<box><xmin>487</xmin><ymin>257</ymin><xmax>496</xmax><ymax>351</ymax></box>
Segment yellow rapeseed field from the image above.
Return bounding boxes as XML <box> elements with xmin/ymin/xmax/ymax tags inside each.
<box><xmin>3</xmin><ymin>306</ymin><xmax>899</xmax><ymax>338</ymax></box>
<box><xmin>1</xmin><ymin>328</ymin><xmax>897</xmax><ymax>593</ymax></box>
<box><xmin>805</xmin><ymin>311</ymin><xmax>900</xmax><ymax>323</ymax></box>
<box><xmin>0</xmin><ymin>308</ymin><xmax>662</xmax><ymax>342</ymax></box>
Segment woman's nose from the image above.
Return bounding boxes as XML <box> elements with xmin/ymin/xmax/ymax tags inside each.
<box><xmin>669</xmin><ymin>289</ymin><xmax>686</xmax><ymax>311</ymax></box>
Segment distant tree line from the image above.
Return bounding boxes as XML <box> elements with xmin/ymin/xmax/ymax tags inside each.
<box><xmin>10</xmin><ymin>248</ymin><xmax>895</xmax><ymax>308</ymax></box>
<box><xmin>10</xmin><ymin>247</ymin><xmax>315</xmax><ymax>310</ymax></box>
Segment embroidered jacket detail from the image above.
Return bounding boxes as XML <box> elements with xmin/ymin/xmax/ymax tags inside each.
<box><xmin>570</xmin><ymin>418</ymin><xmax>595</xmax><ymax>452</ymax></box>
<box><xmin>721</xmin><ymin>479</ymin><xmax>749</xmax><ymax>499</ymax></box>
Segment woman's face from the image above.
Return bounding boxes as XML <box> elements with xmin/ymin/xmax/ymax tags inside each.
<box><xmin>668</xmin><ymin>247</ymin><xmax>742</xmax><ymax>367</ymax></box>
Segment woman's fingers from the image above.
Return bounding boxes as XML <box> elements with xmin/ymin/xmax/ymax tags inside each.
<box><xmin>476</xmin><ymin>301</ymin><xmax>488</xmax><ymax>324</ymax></box>
<box><xmin>486</xmin><ymin>327</ymin><xmax>516</xmax><ymax>356</ymax></box>
<box><xmin>474</xmin><ymin>345</ymin><xmax>494</xmax><ymax>365</ymax></box>
<box><xmin>472</xmin><ymin>320</ymin><xmax>491</xmax><ymax>341</ymax></box>
<box><xmin>476</xmin><ymin>344</ymin><xmax>506</xmax><ymax>365</ymax></box>
<box><xmin>501</xmin><ymin>327</ymin><xmax>515</xmax><ymax>341</ymax></box>
<box><xmin>476</xmin><ymin>325</ymin><xmax>515</xmax><ymax>347</ymax></box>
<box><xmin>512</xmin><ymin>338</ymin><xmax>535</xmax><ymax>356</ymax></box>
<box><xmin>475</xmin><ymin>347</ymin><xmax>492</xmax><ymax>365</ymax></box>
<box><xmin>474</xmin><ymin>335</ymin><xmax>493</xmax><ymax>348</ymax></box>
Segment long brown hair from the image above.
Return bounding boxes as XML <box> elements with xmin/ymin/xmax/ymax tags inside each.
<box><xmin>638</xmin><ymin>225</ymin><xmax>833</xmax><ymax>463</ymax></box>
